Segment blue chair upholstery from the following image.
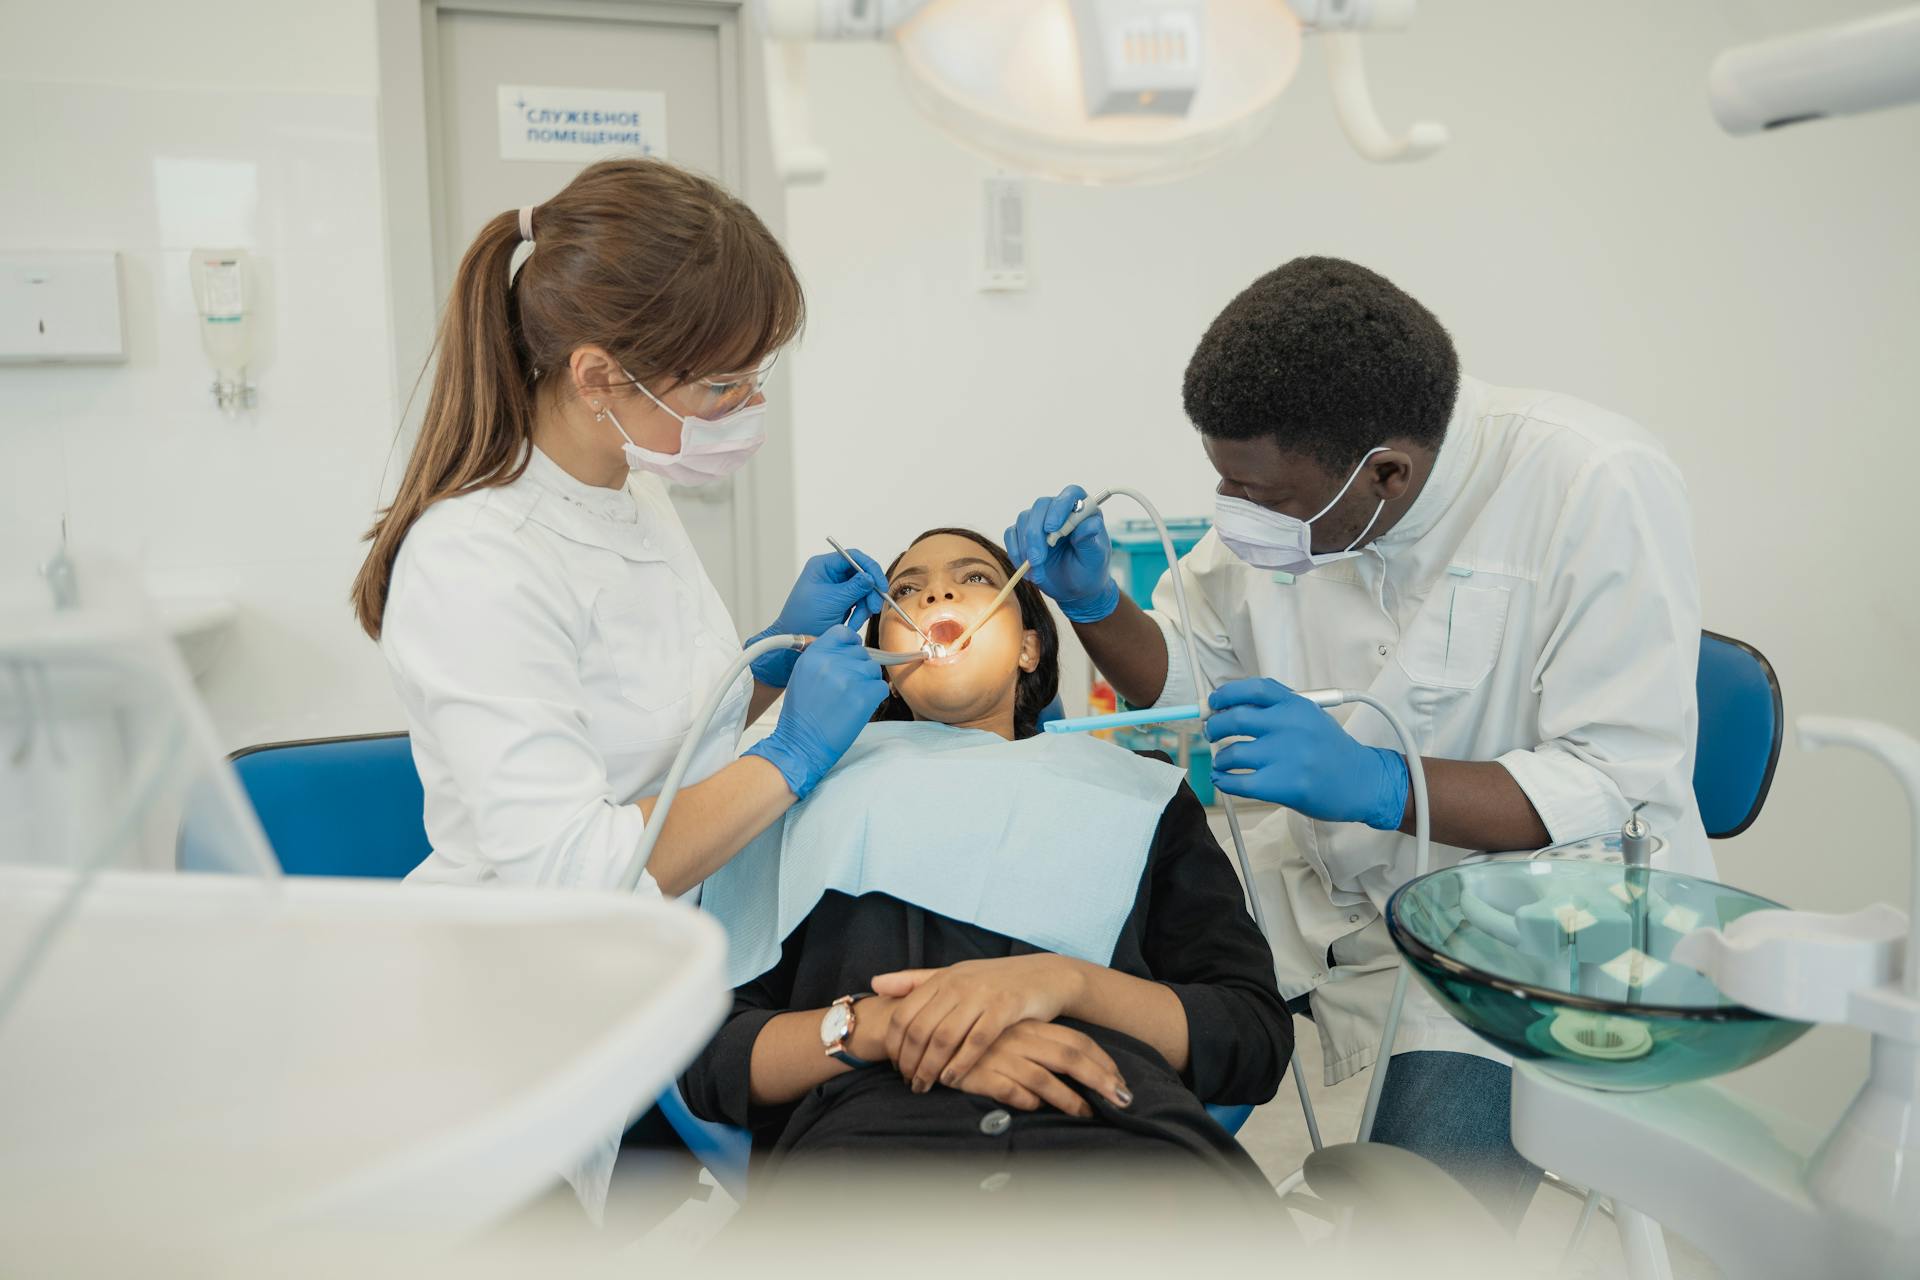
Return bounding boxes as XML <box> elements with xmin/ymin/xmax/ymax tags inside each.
<box><xmin>1693</xmin><ymin>631</ymin><xmax>1784</xmax><ymax>839</ymax></box>
<box><xmin>179</xmin><ymin>731</ymin><xmax>752</xmax><ymax>1193</ymax></box>
<box><xmin>183</xmin><ymin>733</ymin><xmax>430</xmax><ymax>877</ymax></box>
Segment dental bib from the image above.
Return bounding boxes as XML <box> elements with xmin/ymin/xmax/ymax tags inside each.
<box><xmin>702</xmin><ymin>721</ymin><xmax>1187</xmax><ymax>987</ymax></box>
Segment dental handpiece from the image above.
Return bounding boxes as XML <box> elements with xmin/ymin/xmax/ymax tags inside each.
<box><xmin>789</xmin><ymin>635</ymin><xmax>927</xmax><ymax>667</ymax></box>
<box><xmin>1045</xmin><ymin>489</ymin><xmax>1115</xmax><ymax>550</ymax></box>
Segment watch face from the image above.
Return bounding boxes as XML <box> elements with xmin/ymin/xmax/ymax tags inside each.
<box><xmin>821</xmin><ymin>1002</ymin><xmax>851</xmax><ymax>1048</ymax></box>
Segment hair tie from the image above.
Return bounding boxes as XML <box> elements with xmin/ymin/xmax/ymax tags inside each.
<box><xmin>518</xmin><ymin>205</ymin><xmax>536</xmax><ymax>243</ymax></box>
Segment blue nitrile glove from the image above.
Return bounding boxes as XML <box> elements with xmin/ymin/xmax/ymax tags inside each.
<box><xmin>1204</xmin><ymin>678</ymin><xmax>1411</xmax><ymax>831</ymax></box>
<box><xmin>745</xmin><ymin>626</ymin><xmax>890</xmax><ymax>800</ymax></box>
<box><xmin>748</xmin><ymin>550</ymin><xmax>891</xmax><ymax>686</ymax></box>
<box><xmin>1003</xmin><ymin>485</ymin><xmax>1120</xmax><ymax>623</ymax></box>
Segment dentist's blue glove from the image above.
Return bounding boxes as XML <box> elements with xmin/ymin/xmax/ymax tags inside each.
<box><xmin>748</xmin><ymin>550</ymin><xmax>890</xmax><ymax>686</ymax></box>
<box><xmin>746</xmin><ymin>626</ymin><xmax>889</xmax><ymax>800</ymax></box>
<box><xmin>1003</xmin><ymin>485</ymin><xmax>1120</xmax><ymax>623</ymax></box>
<box><xmin>1205</xmin><ymin>678</ymin><xmax>1410</xmax><ymax>831</ymax></box>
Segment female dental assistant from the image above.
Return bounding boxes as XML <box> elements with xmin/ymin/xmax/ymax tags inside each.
<box><xmin>351</xmin><ymin>158</ymin><xmax>891</xmax><ymax>897</ymax></box>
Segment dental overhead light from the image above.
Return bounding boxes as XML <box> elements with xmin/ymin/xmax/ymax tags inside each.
<box><xmin>760</xmin><ymin>0</ymin><xmax>1446</xmax><ymax>185</ymax></box>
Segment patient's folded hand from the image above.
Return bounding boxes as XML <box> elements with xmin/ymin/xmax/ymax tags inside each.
<box><xmin>847</xmin><ymin>994</ymin><xmax>903</xmax><ymax>1066</ymax></box>
<box><xmin>875</xmin><ymin>954</ymin><xmax>1090</xmax><ymax>1093</ymax></box>
<box><xmin>951</xmin><ymin>1021</ymin><xmax>1131</xmax><ymax>1118</ymax></box>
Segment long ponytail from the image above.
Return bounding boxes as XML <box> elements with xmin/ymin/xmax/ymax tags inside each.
<box><xmin>351</xmin><ymin>158</ymin><xmax>804</xmax><ymax>639</ymax></box>
<box><xmin>352</xmin><ymin>212</ymin><xmax>529</xmax><ymax>638</ymax></box>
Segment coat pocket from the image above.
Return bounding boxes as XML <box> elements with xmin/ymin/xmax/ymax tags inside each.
<box><xmin>1396</xmin><ymin>582</ymin><xmax>1511</xmax><ymax>692</ymax></box>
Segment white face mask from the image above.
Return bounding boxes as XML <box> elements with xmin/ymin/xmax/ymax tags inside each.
<box><xmin>602</xmin><ymin>368</ymin><xmax>767</xmax><ymax>487</ymax></box>
<box><xmin>1213</xmin><ymin>446</ymin><xmax>1389</xmax><ymax>576</ymax></box>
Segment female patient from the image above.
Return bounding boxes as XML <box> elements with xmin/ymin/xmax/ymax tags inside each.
<box><xmin>681</xmin><ymin>528</ymin><xmax>1291</xmax><ymax>1201</ymax></box>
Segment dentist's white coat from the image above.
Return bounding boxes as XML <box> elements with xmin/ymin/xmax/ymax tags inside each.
<box><xmin>381</xmin><ymin>446</ymin><xmax>750</xmax><ymax>896</ymax></box>
<box><xmin>1148</xmin><ymin>376</ymin><xmax>1711</xmax><ymax>1084</ymax></box>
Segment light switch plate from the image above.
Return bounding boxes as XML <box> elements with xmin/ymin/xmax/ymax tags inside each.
<box><xmin>0</xmin><ymin>252</ymin><xmax>128</xmax><ymax>363</ymax></box>
<box><xmin>979</xmin><ymin>177</ymin><xmax>1028</xmax><ymax>292</ymax></box>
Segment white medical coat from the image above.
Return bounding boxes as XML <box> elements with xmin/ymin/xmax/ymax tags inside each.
<box><xmin>382</xmin><ymin>446</ymin><xmax>752</xmax><ymax>896</ymax></box>
<box><xmin>1147</xmin><ymin>376</ymin><xmax>1711</xmax><ymax>1084</ymax></box>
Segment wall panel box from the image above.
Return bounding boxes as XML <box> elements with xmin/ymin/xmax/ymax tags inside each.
<box><xmin>0</xmin><ymin>252</ymin><xmax>128</xmax><ymax>363</ymax></box>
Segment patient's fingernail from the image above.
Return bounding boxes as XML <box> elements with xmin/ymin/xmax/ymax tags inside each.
<box><xmin>1115</xmin><ymin>1087</ymin><xmax>1133</xmax><ymax>1107</ymax></box>
<box><xmin>940</xmin><ymin>1070</ymin><xmax>957</xmax><ymax>1087</ymax></box>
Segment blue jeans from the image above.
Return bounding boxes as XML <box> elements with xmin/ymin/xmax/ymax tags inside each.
<box><xmin>1368</xmin><ymin>1050</ymin><xmax>1542</xmax><ymax>1229</ymax></box>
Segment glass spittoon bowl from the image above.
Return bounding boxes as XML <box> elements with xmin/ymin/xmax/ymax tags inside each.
<box><xmin>1386</xmin><ymin>858</ymin><xmax>1813</xmax><ymax>1091</ymax></box>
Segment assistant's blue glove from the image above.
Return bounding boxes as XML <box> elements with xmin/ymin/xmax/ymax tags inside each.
<box><xmin>748</xmin><ymin>550</ymin><xmax>890</xmax><ymax>687</ymax></box>
<box><xmin>746</xmin><ymin>626</ymin><xmax>889</xmax><ymax>800</ymax></box>
<box><xmin>1204</xmin><ymin>678</ymin><xmax>1410</xmax><ymax>831</ymax></box>
<box><xmin>1003</xmin><ymin>485</ymin><xmax>1119</xmax><ymax>623</ymax></box>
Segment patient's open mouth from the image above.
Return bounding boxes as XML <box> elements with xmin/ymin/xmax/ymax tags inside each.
<box><xmin>926</xmin><ymin>618</ymin><xmax>966</xmax><ymax>649</ymax></box>
<box><xmin>917</xmin><ymin>612</ymin><xmax>972</xmax><ymax>666</ymax></box>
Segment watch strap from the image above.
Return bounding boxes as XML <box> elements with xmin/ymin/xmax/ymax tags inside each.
<box><xmin>825</xmin><ymin>992</ymin><xmax>876</xmax><ymax>1069</ymax></box>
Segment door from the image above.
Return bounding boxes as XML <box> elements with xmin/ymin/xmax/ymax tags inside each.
<box><xmin>427</xmin><ymin>1</ymin><xmax>761</xmax><ymax>620</ymax></box>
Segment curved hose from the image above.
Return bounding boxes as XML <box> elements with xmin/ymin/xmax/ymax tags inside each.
<box><xmin>615</xmin><ymin>634</ymin><xmax>925</xmax><ymax>893</ymax></box>
<box><xmin>1069</xmin><ymin>492</ymin><xmax>1431</xmax><ymax>1149</ymax></box>
<box><xmin>1065</xmin><ymin>488</ymin><xmax>1327</xmax><ymax>1149</ymax></box>
<box><xmin>1336</xmin><ymin>691</ymin><xmax>1430</xmax><ymax>1144</ymax></box>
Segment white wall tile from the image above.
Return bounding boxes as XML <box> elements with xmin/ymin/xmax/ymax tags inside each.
<box><xmin>1</xmin><ymin>75</ymin><xmax>402</xmax><ymax>750</ymax></box>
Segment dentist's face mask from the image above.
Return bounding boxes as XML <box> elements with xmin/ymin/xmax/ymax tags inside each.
<box><xmin>601</xmin><ymin>362</ymin><xmax>769</xmax><ymax>487</ymax></box>
<box><xmin>1213</xmin><ymin>446</ymin><xmax>1389</xmax><ymax>576</ymax></box>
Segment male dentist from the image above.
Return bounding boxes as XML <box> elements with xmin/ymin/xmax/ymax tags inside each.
<box><xmin>1008</xmin><ymin>256</ymin><xmax>1708</xmax><ymax>1227</ymax></box>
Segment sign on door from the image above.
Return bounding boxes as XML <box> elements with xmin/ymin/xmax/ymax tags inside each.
<box><xmin>497</xmin><ymin>85</ymin><xmax>670</xmax><ymax>163</ymax></box>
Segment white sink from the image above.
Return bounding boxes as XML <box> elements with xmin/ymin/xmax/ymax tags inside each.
<box><xmin>0</xmin><ymin>869</ymin><xmax>727</xmax><ymax>1244</ymax></box>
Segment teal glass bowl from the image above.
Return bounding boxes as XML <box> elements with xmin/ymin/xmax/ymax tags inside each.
<box><xmin>1386</xmin><ymin>858</ymin><xmax>1812</xmax><ymax>1091</ymax></box>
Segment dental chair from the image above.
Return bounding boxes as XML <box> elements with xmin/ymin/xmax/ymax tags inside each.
<box><xmin>176</xmin><ymin>731</ymin><xmax>752</xmax><ymax>1201</ymax></box>
<box><xmin>180</xmin><ymin>728</ymin><xmax>1257</xmax><ymax>1198</ymax></box>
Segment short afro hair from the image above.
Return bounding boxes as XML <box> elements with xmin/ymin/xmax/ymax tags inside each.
<box><xmin>1182</xmin><ymin>257</ymin><xmax>1459</xmax><ymax>472</ymax></box>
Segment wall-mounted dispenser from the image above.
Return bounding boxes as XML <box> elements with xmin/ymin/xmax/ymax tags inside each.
<box><xmin>188</xmin><ymin>247</ymin><xmax>256</xmax><ymax>414</ymax></box>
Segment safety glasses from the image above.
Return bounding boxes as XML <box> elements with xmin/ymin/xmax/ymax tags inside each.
<box><xmin>686</xmin><ymin>351</ymin><xmax>780</xmax><ymax>421</ymax></box>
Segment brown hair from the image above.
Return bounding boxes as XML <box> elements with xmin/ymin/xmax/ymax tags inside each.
<box><xmin>351</xmin><ymin>158</ymin><xmax>804</xmax><ymax>638</ymax></box>
<box><xmin>863</xmin><ymin>529</ymin><xmax>1060</xmax><ymax>739</ymax></box>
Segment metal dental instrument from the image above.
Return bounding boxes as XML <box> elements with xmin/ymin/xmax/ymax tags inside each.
<box><xmin>826</xmin><ymin>534</ymin><xmax>932</xmax><ymax>650</ymax></box>
<box><xmin>1622</xmin><ymin>802</ymin><xmax>1654</xmax><ymax>968</ymax></box>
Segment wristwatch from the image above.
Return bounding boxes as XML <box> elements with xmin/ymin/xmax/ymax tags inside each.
<box><xmin>821</xmin><ymin>993</ymin><xmax>875</xmax><ymax>1068</ymax></box>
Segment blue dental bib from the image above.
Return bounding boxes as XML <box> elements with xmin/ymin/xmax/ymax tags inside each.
<box><xmin>702</xmin><ymin>721</ymin><xmax>1187</xmax><ymax>987</ymax></box>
